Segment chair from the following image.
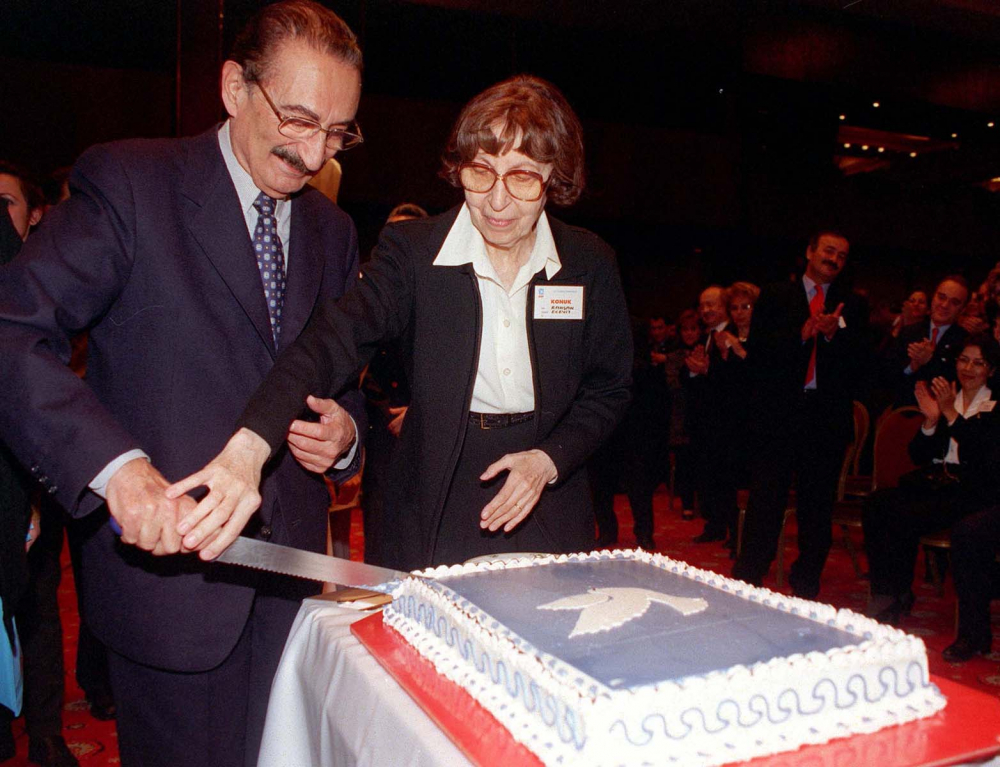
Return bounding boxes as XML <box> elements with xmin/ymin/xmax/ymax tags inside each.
<box><xmin>850</xmin><ymin>400</ymin><xmax>870</xmax><ymax>477</ymax></box>
<box><xmin>830</xmin><ymin>406</ymin><xmax>924</xmax><ymax>578</ymax></box>
<box><xmin>919</xmin><ymin>528</ymin><xmax>950</xmax><ymax>596</ymax></box>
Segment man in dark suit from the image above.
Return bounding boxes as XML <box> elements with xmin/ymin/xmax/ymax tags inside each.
<box><xmin>732</xmin><ymin>230</ymin><xmax>870</xmax><ymax>598</ymax></box>
<box><xmin>885</xmin><ymin>276</ymin><xmax>969</xmax><ymax>406</ymax></box>
<box><xmin>0</xmin><ymin>3</ymin><xmax>366</xmax><ymax>765</ymax></box>
<box><xmin>686</xmin><ymin>286</ymin><xmax>744</xmax><ymax>548</ymax></box>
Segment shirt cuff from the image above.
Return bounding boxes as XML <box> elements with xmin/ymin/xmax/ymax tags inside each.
<box><xmin>904</xmin><ymin>365</ymin><xmax>914</xmax><ymax>375</ymax></box>
<box><xmin>331</xmin><ymin>417</ymin><xmax>359</xmax><ymax>471</ymax></box>
<box><xmin>921</xmin><ymin>424</ymin><xmax>937</xmax><ymax>436</ymax></box>
<box><xmin>89</xmin><ymin>450</ymin><xmax>150</xmax><ymax>499</ymax></box>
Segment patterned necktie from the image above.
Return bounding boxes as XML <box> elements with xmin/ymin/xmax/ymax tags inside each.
<box><xmin>252</xmin><ymin>192</ymin><xmax>286</xmax><ymax>347</ymax></box>
<box><xmin>804</xmin><ymin>284</ymin><xmax>825</xmax><ymax>387</ymax></box>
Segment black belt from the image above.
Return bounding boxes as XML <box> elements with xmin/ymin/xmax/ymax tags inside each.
<box><xmin>468</xmin><ymin>411</ymin><xmax>534</xmax><ymax>429</ymax></box>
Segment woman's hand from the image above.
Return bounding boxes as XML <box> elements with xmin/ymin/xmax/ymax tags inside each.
<box><xmin>930</xmin><ymin>376</ymin><xmax>959</xmax><ymax>423</ymax></box>
<box><xmin>165</xmin><ymin>428</ymin><xmax>271</xmax><ymax>560</ymax></box>
<box><xmin>914</xmin><ymin>380</ymin><xmax>940</xmax><ymax>427</ymax></box>
<box><xmin>479</xmin><ymin>449</ymin><xmax>558</xmax><ymax>533</ymax></box>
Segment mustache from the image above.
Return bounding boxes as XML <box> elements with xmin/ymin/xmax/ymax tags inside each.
<box><xmin>822</xmin><ymin>260</ymin><xmax>841</xmax><ymax>270</ymax></box>
<box><xmin>271</xmin><ymin>146</ymin><xmax>309</xmax><ymax>174</ymax></box>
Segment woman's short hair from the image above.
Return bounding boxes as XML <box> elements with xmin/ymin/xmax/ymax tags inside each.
<box><xmin>230</xmin><ymin>0</ymin><xmax>362</xmax><ymax>84</ymax></box>
<box><xmin>440</xmin><ymin>75</ymin><xmax>585</xmax><ymax>207</ymax></box>
<box><xmin>961</xmin><ymin>332</ymin><xmax>1000</xmax><ymax>372</ymax></box>
<box><xmin>0</xmin><ymin>160</ymin><xmax>45</xmax><ymax>212</ymax></box>
<box><xmin>728</xmin><ymin>281</ymin><xmax>760</xmax><ymax>305</ymax></box>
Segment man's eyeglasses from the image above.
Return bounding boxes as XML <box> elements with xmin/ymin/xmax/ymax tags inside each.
<box><xmin>458</xmin><ymin>163</ymin><xmax>548</xmax><ymax>202</ymax></box>
<box><xmin>253</xmin><ymin>79</ymin><xmax>363</xmax><ymax>152</ymax></box>
<box><xmin>730</xmin><ymin>303</ymin><xmax>752</xmax><ymax>312</ymax></box>
<box><xmin>956</xmin><ymin>355</ymin><xmax>989</xmax><ymax>369</ymax></box>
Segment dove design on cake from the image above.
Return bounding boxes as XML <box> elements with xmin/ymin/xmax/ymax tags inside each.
<box><xmin>538</xmin><ymin>587</ymin><xmax>708</xmax><ymax>638</ymax></box>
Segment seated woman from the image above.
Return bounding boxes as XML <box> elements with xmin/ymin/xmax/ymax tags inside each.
<box><xmin>863</xmin><ymin>333</ymin><xmax>1000</xmax><ymax>623</ymax></box>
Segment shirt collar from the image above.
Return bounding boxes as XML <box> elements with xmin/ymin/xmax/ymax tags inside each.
<box><xmin>713</xmin><ymin>321</ymin><xmax>728</xmax><ymax>333</ymax></box>
<box><xmin>218</xmin><ymin>121</ymin><xmax>289</xmax><ymax>221</ymax></box>
<box><xmin>433</xmin><ymin>203</ymin><xmax>561</xmax><ymax>283</ymax></box>
<box><xmin>930</xmin><ymin>321</ymin><xmax>951</xmax><ymax>336</ymax></box>
<box><xmin>802</xmin><ymin>273</ymin><xmax>829</xmax><ymax>296</ymax></box>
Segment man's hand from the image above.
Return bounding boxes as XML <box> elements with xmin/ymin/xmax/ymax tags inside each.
<box><xmin>813</xmin><ymin>302</ymin><xmax>845</xmax><ymax>339</ymax></box>
<box><xmin>106</xmin><ymin>458</ymin><xmax>193</xmax><ymax>555</ymax></box>
<box><xmin>650</xmin><ymin>351</ymin><xmax>667</xmax><ymax>366</ymax></box>
<box><xmin>166</xmin><ymin>428</ymin><xmax>271</xmax><ymax>560</ymax></box>
<box><xmin>907</xmin><ymin>339</ymin><xmax>934</xmax><ymax>371</ymax></box>
<box><xmin>386</xmin><ymin>406</ymin><xmax>407</xmax><ymax>438</ymax></box>
<box><xmin>801</xmin><ymin>315</ymin><xmax>818</xmax><ymax>342</ymax></box>
<box><xmin>287</xmin><ymin>395</ymin><xmax>356</xmax><ymax>474</ymax></box>
<box><xmin>479</xmin><ymin>449</ymin><xmax>558</xmax><ymax>533</ymax></box>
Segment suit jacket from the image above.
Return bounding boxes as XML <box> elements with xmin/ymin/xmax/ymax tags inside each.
<box><xmin>749</xmin><ymin>276</ymin><xmax>871</xmax><ymax>444</ymax></box>
<box><xmin>0</xmin><ymin>127</ymin><xmax>364</xmax><ymax>671</ymax></box>
<box><xmin>683</xmin><ymin>324</ymin><xmax>747</xmax><ymax>446</ymax></box>
<box><xmin>238</xmin><ymin>205</ymin><xmax>634</xmax><ymax>570</ymax></box>
<box><xmin>885</xmin><ymin>319</ymin><xmax>967</xmax><ymax>406</ymax></box>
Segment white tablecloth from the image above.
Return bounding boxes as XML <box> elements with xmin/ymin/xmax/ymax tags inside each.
<box><xmin>256</xmin><ymin>599</ymin><xmax>473</xmax><ymax>767</ymax></box>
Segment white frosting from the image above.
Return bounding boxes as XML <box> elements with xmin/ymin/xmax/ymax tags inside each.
<box><xmin>384</xmin><ymin>549</ymin><xmax>947</xmax><ymax>767</ymax></box>
<box><xmin>538</xmin><ymin>587</ymin><xmax>708</xmax><ymax>638</ymax></box>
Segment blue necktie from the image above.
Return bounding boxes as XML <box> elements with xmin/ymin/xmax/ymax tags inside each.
<box><xmin>252</xmin><ymin>192</ymin><xmax>286</xmax><ymax>347</ymax></box>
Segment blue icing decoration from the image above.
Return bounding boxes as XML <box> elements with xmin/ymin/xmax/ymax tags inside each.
<box><xmin>436</xmin><ymin>560</ymin><xmax>861</xmax><ymax>688</ymax></box>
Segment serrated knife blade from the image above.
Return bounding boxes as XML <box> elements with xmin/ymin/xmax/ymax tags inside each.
<box><xmin>214</xmin><ymin>536</ymin><xmax>410</xmax><ymax>588</ymax></box>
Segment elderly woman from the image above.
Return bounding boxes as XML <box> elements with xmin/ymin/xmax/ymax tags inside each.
<box><xmin>169</xmin><ymin>75</ymin><xmax>633</xmax><ymax>570</ymax></box>
<box><xmin>863</xmin><ymin>333</ymin><xmax>1000</xmax><ymax>624</ymax></box>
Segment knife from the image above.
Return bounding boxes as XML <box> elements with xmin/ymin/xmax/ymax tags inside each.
<box><xmin>215</xmin><ymin>536</ymin><xmax>411</xmax><ymax>590</ymax></box>
<box><xmin>109</xmin><ymin>518</ymin><xmax>410</xmax><ymax>590</ymax></box>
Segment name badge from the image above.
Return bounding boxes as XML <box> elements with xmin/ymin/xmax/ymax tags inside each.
<box><xmin>534</xmin><ymin>285</ymin><xmax>584</xmax><ymax>320</ymax></box>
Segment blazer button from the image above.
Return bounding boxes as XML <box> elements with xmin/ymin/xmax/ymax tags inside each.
<box><xmin>259</xmin><ymin>525</ymin><xmax>273</xmax><ymax>540</ymax></box>
<box><xmin>47</xmin><ymin>485</ymin><xmax>58</xmax><ymax>495</ymax></box>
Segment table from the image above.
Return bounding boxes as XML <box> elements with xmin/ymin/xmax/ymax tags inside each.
<box><xmin>258</xmin><ymin>599</ymin><xmax>1000</xmax><ymax>767</ymax></box>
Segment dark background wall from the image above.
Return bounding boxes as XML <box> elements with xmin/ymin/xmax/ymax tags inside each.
<box><xmin>4</xmin><ymin>0</ymin><xmax>1000</xmax><ymax>317</ymax></box>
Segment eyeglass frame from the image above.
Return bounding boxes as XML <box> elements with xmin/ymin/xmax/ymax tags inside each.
<box><xmin>250</xmin><ymin>78</ymin><xmax>364</xmax><ymax>151</ymax></box>
<box><xmin>457</xmin><ymin>162</ymin><xmax>550</xmax><ymax>202</ymax></box>
<box><xmin>729</xmin><ymin>302</ymin><xmax>753</xmax><ymax>312</ymax></box>
<box><xmin>956</xmin><ymin>354</ymin><xmax>990</xmax><ymax>369</ymax></box>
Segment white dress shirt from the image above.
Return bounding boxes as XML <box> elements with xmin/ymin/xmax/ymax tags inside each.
<box><xmin>90</xmin><ymin>121</ymin><xmax>355</xmax><ymax>497</ymax></box>
<box><xmin>432</xmin><ymin>203</ymin><xmax>561</xmax><ymax>414</ymax></box>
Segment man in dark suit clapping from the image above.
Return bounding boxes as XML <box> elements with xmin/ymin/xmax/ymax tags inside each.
<box><xmin>885</xmin><ymin>276</ymin><xmax>969</xmax><ymax>407</ymax></box>
<box><xmin>0</xmin><ymin>3</ymin><xmax>367</xmax><ymax>765</ymax></box>
<box><xmin>733</xmin><ymin>230</ymin><xmax>870</xmax><ymax>598</ymax></box>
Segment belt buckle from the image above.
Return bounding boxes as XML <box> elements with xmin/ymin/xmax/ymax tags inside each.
<box><xmin>480</xmin><ymin>413</ymin><xmax>490</xmax><ymax>430</ymax></box>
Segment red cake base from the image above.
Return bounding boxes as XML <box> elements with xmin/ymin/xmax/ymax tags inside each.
<box><xmin>352</xmin><ymin>611</ymin><xmax>1000</xmax><ymax>767</ymax></box>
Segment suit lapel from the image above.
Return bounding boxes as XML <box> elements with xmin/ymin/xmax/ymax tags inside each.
<box><xmin>280</xmin><ymin>193</ymin><xmax>325</xmax><ymax>352</ymax></box>
<box><xmin>181</xmin><ymin>129</ymin><xmax>275</xmax><ymax>357</ymax></box>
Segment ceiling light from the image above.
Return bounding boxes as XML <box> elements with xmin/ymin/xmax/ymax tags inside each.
<box><xmin>861</xmin><ymin>145</ymin><xmax>869</xmax><ymax>151</ymax></box>
<box><xmin>877</xmin><ymin>147</ymin><xmax>884</xmax><ymax>153</ymax></box>
<box><xmin>839</xmin><ymin>114</ymin><xmax>846</xmax><ymax>121</ymax></box>
<box><xmin>909</xmin><ymin>152</ymin><xmax>917</xmax><ymax>158</ymax></box>
<box><xmin>843</xmin><ymin>143</ymin><xmax>851</xmax><ymax>148</ymax></box>
<box><xmin>872</xmin><ymin>101</ymin><xmax>880</xmax><ymax>108</ymax></box>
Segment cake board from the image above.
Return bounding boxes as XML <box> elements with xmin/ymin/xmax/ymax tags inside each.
<box><xmin>352</xmin><ymin>611</ymin><xmax>1000</xmax><ymax>767</ymax></box>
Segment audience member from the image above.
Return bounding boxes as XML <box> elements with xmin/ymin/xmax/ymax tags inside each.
<box><xmin>0</xmin><ymin>3</ymin><xmax>367</xmax><ymax>766</ymax></box>
<box><xmin>686</xmin><ymin>286</ymin><xmax>742</xmax><ymax>548</ymax></box>
<box><xmin>863</xmin><ymin>333</ymin><xmax>1000</xmax><ymax>625</ymax></box>
<box><xmin>885</xmin><ymin>276</ymin><xmax>969</xmax><ymax>406</ymax></box>
<box><xmin>624</xmin><ymin>315</ymin><xmax>674</xmax><ymax>550</ymax></box>
<box><xmin>665</xmin><ymin>309</ymin><xmax>701</xmax><ymax>520</ymax></box>
<box><xmin>360</xmin><ymin>203</ymin><xmax>426</xmax><ymax>565</ymax></box>
<box><xmin>0</xmin><ymin>162</ymin><xmax>80</xmax><ymax>767</ymax></box>
<box><xmin>892</xmin><ymin>290</ymin><xmax>929</xmax><ymax>338</ymax></box>
<box><xmin>732</xmin><ymin>229</ymin><xmax>870</xmax><ymax>598</ymax></box>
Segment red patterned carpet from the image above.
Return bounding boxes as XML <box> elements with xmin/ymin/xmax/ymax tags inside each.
<box><xmin>5</xmin><ymin>489</ymin><xmax>998</xmax><ymax>765</ymax></box>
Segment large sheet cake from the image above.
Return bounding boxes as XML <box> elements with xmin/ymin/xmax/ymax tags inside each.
<box><xmin>384</xmin><ymin>549</ymin><xmax>946</xmax><ymax>767</ymax></box>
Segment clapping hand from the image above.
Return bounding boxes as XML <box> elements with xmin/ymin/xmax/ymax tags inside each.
<box><xmin>914</xmin><ymin>380</ymin><xmax>940</xmax><ymax>427</ymax></box>
<box><xmin>930</xmin><ymin>376</ymin><xmax>959</xmax><ymax>423</ymax></box>
<box><xmin>685</xmin><ymin>345</ymin><xmax>709</xmax><ymax>375</ymax></box>
<box><xmin>813</xmin><ymin>303</ymin><xmax>845</xmax><ymax>338</ymax></box>
<box><xmin>907</xmin><ymin>339</ymin><xmax>934</xmax><ymax>371</ymax></box>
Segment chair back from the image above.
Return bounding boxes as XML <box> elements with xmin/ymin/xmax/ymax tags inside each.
<box><xmin>850</xmin><ymin>400</ymin><xmax>870</xmax><ymax>475</ymax></box>
<box><xmin>871</xmin><ymin>406</ymin><xmax>924</xmax><ymax>491</ymax></box>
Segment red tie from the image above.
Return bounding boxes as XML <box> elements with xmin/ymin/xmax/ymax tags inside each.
<box><xmin>931</xmin><ymin>326</ymin><xmax>939</xmax><ymax>345</ymax></box>
<box><xmin>804</xmin><ymin>284</ymin><xmax>825</xmax><ymax>387</ymax></box>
